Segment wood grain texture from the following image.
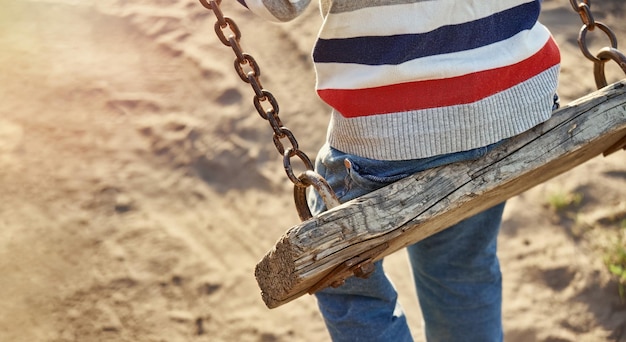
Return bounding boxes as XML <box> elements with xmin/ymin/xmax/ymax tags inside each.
<box><xmin>255</xmin><ymin>80</ymin><xmax>626</xmax><ymax>309</ymax></box>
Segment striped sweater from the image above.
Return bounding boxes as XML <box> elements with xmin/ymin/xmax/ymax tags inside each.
<box><xmin>238</xmin><ymin>0</ymin><xmax>561</xmax><ymax>160</ymax></box>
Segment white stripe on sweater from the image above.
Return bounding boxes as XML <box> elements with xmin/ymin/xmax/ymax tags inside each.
<box><xmin>318</xmin><ymin>0</ymin><xmax>535</xmax><ymax>39</ymax></box>
<box><xmin>315</xmin><ymin>23</ymin><xmax>550</xmax><ymax>90</ymax></box>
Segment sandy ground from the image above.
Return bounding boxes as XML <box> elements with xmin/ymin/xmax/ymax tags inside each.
<box><xmin>0</xmin><ymin>0</ymin><xmax>625</xmax><ymax>341</ymax></box>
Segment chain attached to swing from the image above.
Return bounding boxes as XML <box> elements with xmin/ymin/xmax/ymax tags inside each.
<box><xmin>198</xmin><ymin>0</ymin><xmax>339</xmax><ymax>221</ymax></box>
<box><xmin>569</xmin><ymin>0</ymin><xmax>626</xmax><ymax>89</ymax></box>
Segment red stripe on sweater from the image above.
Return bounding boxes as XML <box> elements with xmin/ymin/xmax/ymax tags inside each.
<box><xmin>317</xmin><ymin>38</ymin><xmax>560</xmax><ymax>118</ymax></box>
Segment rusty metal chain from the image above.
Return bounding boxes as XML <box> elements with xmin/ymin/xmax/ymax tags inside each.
<box><xmin>569</xmin><ymin>0</ymin><xmax>626</xmax><ymax>88</ymax></box>
<box><xmin>198</xmin><ymin>0</ymin><xmax>338</xmax><ymax>220</ymax></box>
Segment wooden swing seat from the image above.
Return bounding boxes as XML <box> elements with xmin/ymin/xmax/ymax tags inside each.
<box><xmin>254</xmin><ymin>80</ymin><xmax>626</xmax><ymax>309</ymax></box>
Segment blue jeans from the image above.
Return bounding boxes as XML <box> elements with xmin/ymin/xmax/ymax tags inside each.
<box><xmin>308</xmin><ymin>143</ymin><xmax>506</xmax><ymax>342</ymax></box>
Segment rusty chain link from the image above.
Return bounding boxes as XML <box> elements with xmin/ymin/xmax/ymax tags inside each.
<box><xmin>569</xmin><ymin>0</ymin><xmax>626</xmax><ymax>88</ymax></box>
<box><xmin>198</xmin><ymin>0</ymin><xmax>338</xmax><ymax>220</ymax></box>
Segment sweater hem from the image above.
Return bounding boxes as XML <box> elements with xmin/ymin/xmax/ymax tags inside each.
<box><xmin>325</xmin><ymin>65</ymin><xmax>560</xmax><ymax>160</ymax></box>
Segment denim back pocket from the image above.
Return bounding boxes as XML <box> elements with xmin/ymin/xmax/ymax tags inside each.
<box><xmin>343</xmin><ymin>158</ymin><xmax>413</xmax><ymax>195</ymax></box>
<box><xmin>343</xmin><ymin>141</ymin><xmax>498</xmax><ymax>196</ymax></box>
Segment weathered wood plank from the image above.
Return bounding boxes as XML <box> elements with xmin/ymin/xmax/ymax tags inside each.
<box><xmin>255</xmin><ymin>80</ymin><xmax>626</xmax><ymax>309</ymax></box>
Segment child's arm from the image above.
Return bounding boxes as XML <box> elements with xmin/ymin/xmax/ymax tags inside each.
<box><xmin>236</xmin><ymin>0</ymin><xmax>311</xmax><ymax>22</ymax></box>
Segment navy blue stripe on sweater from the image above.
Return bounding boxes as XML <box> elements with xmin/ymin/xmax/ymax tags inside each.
<box><xmin>313</xmin><ymin>1</ymin><xmax>539</xmax><ymax>65</ymax></box>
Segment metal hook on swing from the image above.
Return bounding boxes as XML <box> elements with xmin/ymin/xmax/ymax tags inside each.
<box><xmin>293</xmin><ymin>170</ymin><xmax>340</xmax><ymax>221</ymax></box>
<box><xmin>593</xmin><ymin>47</ymin><xmax>626</xmax><ymax>89</ymax></box>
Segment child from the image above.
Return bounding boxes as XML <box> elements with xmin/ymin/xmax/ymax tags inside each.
<box><xmin>238</xmin><ymin>0</ymin><xmax>560</xmax><ymax>340</ymax></box>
